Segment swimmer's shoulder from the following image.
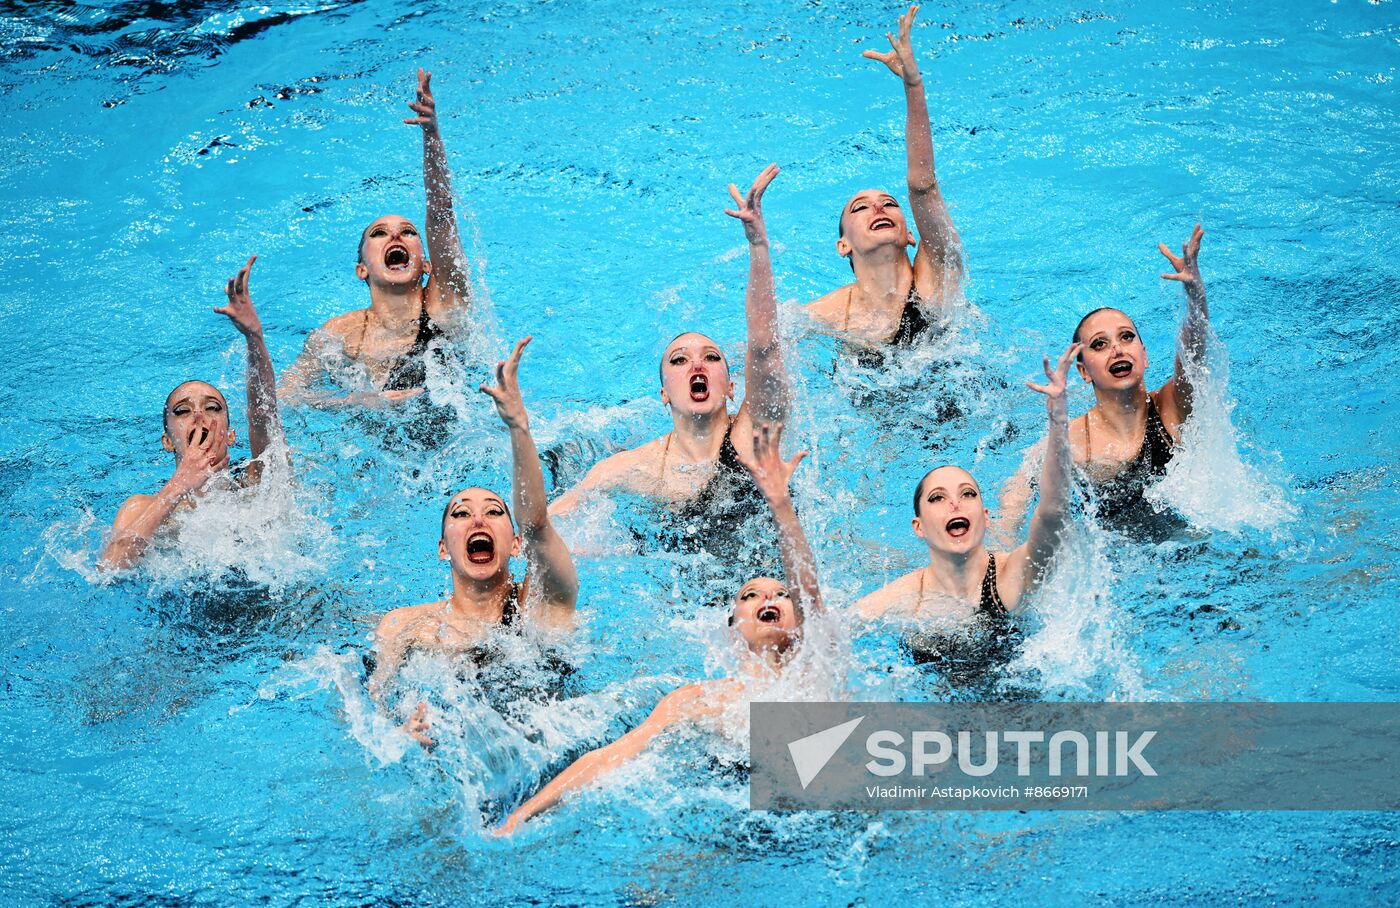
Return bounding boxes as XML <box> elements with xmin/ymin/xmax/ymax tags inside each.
<box><xmin>311</xmin><ymin>309</ymin><xmax>366</xmax><ymax>343</ymax></box>
<box><xmin>373</xmin><ymin>600</ymin><xmax>442</xmax><ymax>643</ymax></box>
<box><xmin>855</xmin><ymin>569</ymin><xmax>922</xmax><ymax>621</ymax></box>
<box><xmin>111</xmin><ymin>492</ymin><xmax>156</xmax><ymax>529</ymax></box>
<box><xmin>804</xmin><ymin>285</ymin><xmax>854</xmax><ymax>330</ymax></box>
<box><xmin>583</xmin><ymin>435</ymin><xmax>667</xmax><ymax>493</ymax></box>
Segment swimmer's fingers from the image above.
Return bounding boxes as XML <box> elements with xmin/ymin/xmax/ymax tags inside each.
<box><xmin>235</xmin><ymin>254</ymin><xmax>256</xmax><ymax>297</ymax></box>
<box><xmin>1183</xmin><ymin>223</ymin><xmax>1204</xmax><ymax>264</ymax></box>
<box><xmin>504</xmin><ymin>336</ymin><xmax>531</xmax><ymax>383</ymax></box>
<box><xmin>749</xmin><ymin>163</ymin><xmax>779</xmax><ymax>206</ymax></box>
<box><xmin>862</xmin><ymin>48</ymin><xmax>900</xmax><ymax>75</ymax></box>
<box><xmin>724</xmin><ymin>182</ymin><xmax>745</xmax><ymax>219</ymax></box>
<box><xmin>405</xmin><ymin>701</ymin><xmax>435</xmax><ymax>750</ymax></box>
<box><xmin>1055</xmin><ymin>343</ymin><xmax>1081</xmax><ymax>380</ymax></box>
<box><xmin>785</xmin><ymin>449</ymin><xmax>809</xmax><ymax>477</ymax></box>
<box><xmin>897</xmin><ymin>6</ymin><xmax>919</xmax><ymax>47</ymax></box>
<box><xmin>1157</xmin><ymin>241</ymin><xmax>1184</xmax><ymax>273</ymax></box>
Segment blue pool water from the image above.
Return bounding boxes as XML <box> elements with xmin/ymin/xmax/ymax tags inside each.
<box><xmin>3</xmin><ymin>0</ymin><xmax>1398</xmax><ymax>904</ymax></box>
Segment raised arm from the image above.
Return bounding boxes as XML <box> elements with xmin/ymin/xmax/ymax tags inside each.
<box><xmin>864</xmin><ymin>5</ymin><xmax>963</xmax><ymax>291</ymax></box>
<box><xmin>991</xmin><ymin>446</ymin><xmax>1037</xmax><ymax>550</ymax></box>
<box><xmin>480</xmin><ymin>337</ymin><xmax>578</xmax><ymax>623</ymax></box>
<box><xmin>1004</xmin><ymin>343</ymin><xmax>1080</xmax><ymax>606</ymax></box>
<box><xmin>213</xmin><ymin>255</ymin><xmax>288</xmax><ymax>477</ymax></box>
<box><xmin>495</xmin><ymin>683</ymin><xmax>707</xmax><ymax>835</ymax></box>
<box><xmin>725</xmin><ymin>164</ymin><xmax>790</xmax><ymax>437</ymax></box>
<box><xmin>405</xmin><ymin>68</ymin><xmax>471</xmax><ymax>321</ymax></box>
<box><xmin>741</xmin><ymin>422</ymin><xmax>823</xmax><ymax>615</ymax></box>
<box><xmin>1157</xmin><ymin>223</ymin><xmax>1209</xmax><ymax>419</ymax></box>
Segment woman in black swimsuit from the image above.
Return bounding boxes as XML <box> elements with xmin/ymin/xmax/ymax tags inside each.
<box><xmin>279</xmin><ymin>68</ymin><xmax>473</xmax><ymax>409</ymax></box>
<box><xmin>803</xmin><ymin>5</ymin><xmax>965</xmax><ymax>349</ymax></box>
<box><xmin>548</xmin><ymin>165</ymin><xmax>792</xmax><ymax>543</ymax></box>
<box><xmin>856</xmin><ymin>343</ymin><xmax>1082</xmax><ymax>673</ymax></box>
<box><xmin>997</xmin><ymin>224</ymin><xmax>1213</xmax><ymax>536</ymax></box>
<box><xmin>368</xmin><ymin>338</ymin><xmax>578</xmax><ymax>744</ymax></box>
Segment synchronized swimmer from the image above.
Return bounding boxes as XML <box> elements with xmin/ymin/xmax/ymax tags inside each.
<box><xmin>804</xmin><ymin>6</ymin><xmax>964</xmax><ymax>347</ymax></box>
<box><xmin>279</xmin><ymin>69</ymin><xmax>474</xmax><ymax>410</ymax></box>
<box><xmin>99</xmin><ymin>5</ymin><xmax>1236</xmax><ymax>835</ymax></box>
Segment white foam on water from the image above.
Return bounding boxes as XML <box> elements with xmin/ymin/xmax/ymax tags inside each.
<box><xmin>1148</xmin><ymin>323</ymin><xmax>1297</xmax><ymax>536</ymax></box>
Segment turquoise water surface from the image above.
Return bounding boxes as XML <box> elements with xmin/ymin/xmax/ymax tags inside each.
<box><xmin>2</xmin><ymin>0</ymin><xmax>1398</xmax><ymax>904</ymax></box>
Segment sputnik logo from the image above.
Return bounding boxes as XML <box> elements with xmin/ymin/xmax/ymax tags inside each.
<box><xmin>787</xmin><ymin>716</ymin><xmax>865</xmax><ymax>789</ymax></box>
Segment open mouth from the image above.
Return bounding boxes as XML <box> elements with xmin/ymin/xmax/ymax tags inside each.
<box><xmin>465</xmin><ymin>531</ymin><xmax>495</xmax><ymax>565</ymax></box>
<box><xmin>383</xmin><ymin>245</ymin><xmax>411</xmax><ymax>270</ymax></box>
<box><xmin>1108</xmin><ymin>360</ymin><xmax>1133</xmax><ymax>378</ymax></box>
<box><xmin>870</xmin><ymin>217</ymin><xmax>896</xmax><ymax>231</ymax></box>
<box><xmin>189</xmin><ymin>426</ymin><xmax>209</xmax><ymax>446</ymax></box>
<box><xmin>945</xmin><ymin>517</ymin><xmax>971</xmax><ymax>539</ymax></box>
<box><xmin>756</xmin><ymin>603</ymin><xmax>782</xmax><ymax>624</ymax></box>
<box><xmin>688</xmin><ymin>373</ymin><xmax>710</xmax><ymax>402</ymax></box>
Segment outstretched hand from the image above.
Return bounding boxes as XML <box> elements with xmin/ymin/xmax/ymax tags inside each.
<box><xmin>1027</xmin><ymin>342</ymin><xmax>1081</xmax><ymax>424</ymax></box>
<box><xmin>402</xmin><ymin>701</ymin><xmax>434</xmax><ymax>750</ymax></box>
<box><xmin>724</xmin><ymin>163</ymin><xmax>779</xmax><ymax>246</ymax></box>
<box><xmin>479</xmin><ymin>337</ymin><xmax>532</xmax><ymax>430</ymax></box>
<box><xmin>404</xmin><ymin>68</ymin><xmax>439</xmax><ymax>134</ymax></box>
<box><xmin>743</xmin><ymin>422</ymin><xmax>808</xmax><ymax>502</ymax></box>
<box><xmin>863</xmin><ymin>4</ymin><xmax>922</xmax><ymax>86</ymax></box>
<box><xmin>1159</xmin><ymin>223</ymin><xmax>1204</xmax><ymax>290</ymax></box>
<box><xmin>213</xmin><ymin>255</ymin><xmax>262</xmax><ymax>338</ymax></box>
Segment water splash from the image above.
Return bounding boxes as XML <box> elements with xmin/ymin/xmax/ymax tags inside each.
<box><xmin>1149</xmin><ymin>323</ymin><xmax>1298</xmax><ymax>536</ymax></box>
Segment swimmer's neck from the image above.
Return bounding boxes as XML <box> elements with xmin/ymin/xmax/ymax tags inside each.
<box><xmin>667</xmin><ymin>408</ymin><xmax>731</xmax><ymax>462</ymax></box>
<box><xmin>366</xmin><ymin>280</ymin><xmax>427</xmax><ymax>330</ymax></box>
<box><xmin>851</xmin><ymin>249</ymin><xmax>915</xmax><ymax>303</ymax></box>
<box><xmin>444</xmin><ymin>571</ymin><xmax>514</xmax><ymax>622</ymax></box>
<box><xmin>740</xmin><ymin>645</ymin><xmax>793</xmax><ymax>677</ymax></box>
<box><xmin>1089</xmin><ymin>384</ymin><xmax>1151</xmax><ymax>436</ymax></box>
<box><xmin>923</xmin><ymin>546</ymin><xmax>992</xmax><ymax>602</ymax></box>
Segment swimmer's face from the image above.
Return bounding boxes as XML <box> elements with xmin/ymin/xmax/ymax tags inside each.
<box><xmin>836</xmin><ymin>189</ymin><xmax>915</xmax><ymax>260</ymax></box>
<box><xmin>729</xmin><ymin>576</ymin><xmax>802</xmax><ymax>655</ymax></box>
<box><xmin>912</xmin><ymin>466</ymin><xmax>989</xmax><ymax>554</ymax></box>
<box><xmin>161</xmin><ymin>381</ymin><xmax>235</xmax><ymax>462</ymax></box>
<box><xmin>356</xmin><ymin>214</ymin><xmax>429</xmax><ymax>288</ymax></box>
<box><xmin>439</xmin><ymin>488</ymin><xmax>520</xmax><ymax>581</ymax></box>
<box><xmin>659</xmin><ymin>333</ymin><xmax>733</xmax><ymax>418</ymax></box>
<box><xmin>1075</xmin><ymin>309</ymin><xmax>1148</xmax><ymax>391</ymax></box>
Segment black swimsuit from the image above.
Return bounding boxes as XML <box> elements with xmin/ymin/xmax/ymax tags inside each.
<box><xmin>890</xmin><ymin>283</ymin><xmax>933</xmax><ymax>346</ymax></box>
<box><xmin>1083</xmin><ymin>395</ymin><xmax>1179</xmax><ymax>534</ymax></box>
<box><xmin>381</xmin><ymin>303</ymin><xmax>444</xmax><ymax>392</ymax></box>
<box><xmin>904</xmin><ymin>555</ymin><xmax>1023</xmax><ymax>688</ymax></box>
<box><xmin>647</xmin><ymin>425</ymin><xmax>777</xmax><ymax>572</ymax></box>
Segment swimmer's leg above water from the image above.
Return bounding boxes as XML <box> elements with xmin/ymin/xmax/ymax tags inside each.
<box><xmin>995</xmin><ymin>225</ymin><xmax>1213</xmax><ymax>537</ymax></box>
<box><xmin>496</xmin><ymin>421</ymin><xmax>823</xmax><ymax>834</ymax></box>
<box><xmin>367</xmin><ymin>338</ymin><xmax>579</xmax><ymax>730</ymax></box>
<box><xmin>279</xmin><ymin>68</ymin><xmax>475</xmax><ymax>409</ymax></box>
<box><xmin>548</xmin><ymin>164</ymin><xmax>793</xmax><ymax>519</ymax></box>
<box><xmin>100</xmin><ymin>256</ymin><xmax>289</xmax><ymax>571</ymax></box>
<box><xmin>804</xmin><ymin>4</ymin><xmax>965</xmax><ymax>347</ymax></box>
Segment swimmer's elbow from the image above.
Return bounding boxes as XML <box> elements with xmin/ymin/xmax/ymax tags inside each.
<box><xmin>98</xmin><ymin>539</ymin><xmax>140</xmax><ymax>573</ymax></box>
<box><xmin>907</xmin><ymin>173</ymin><xmax>937</xmax><ymax>196</ymax></box>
